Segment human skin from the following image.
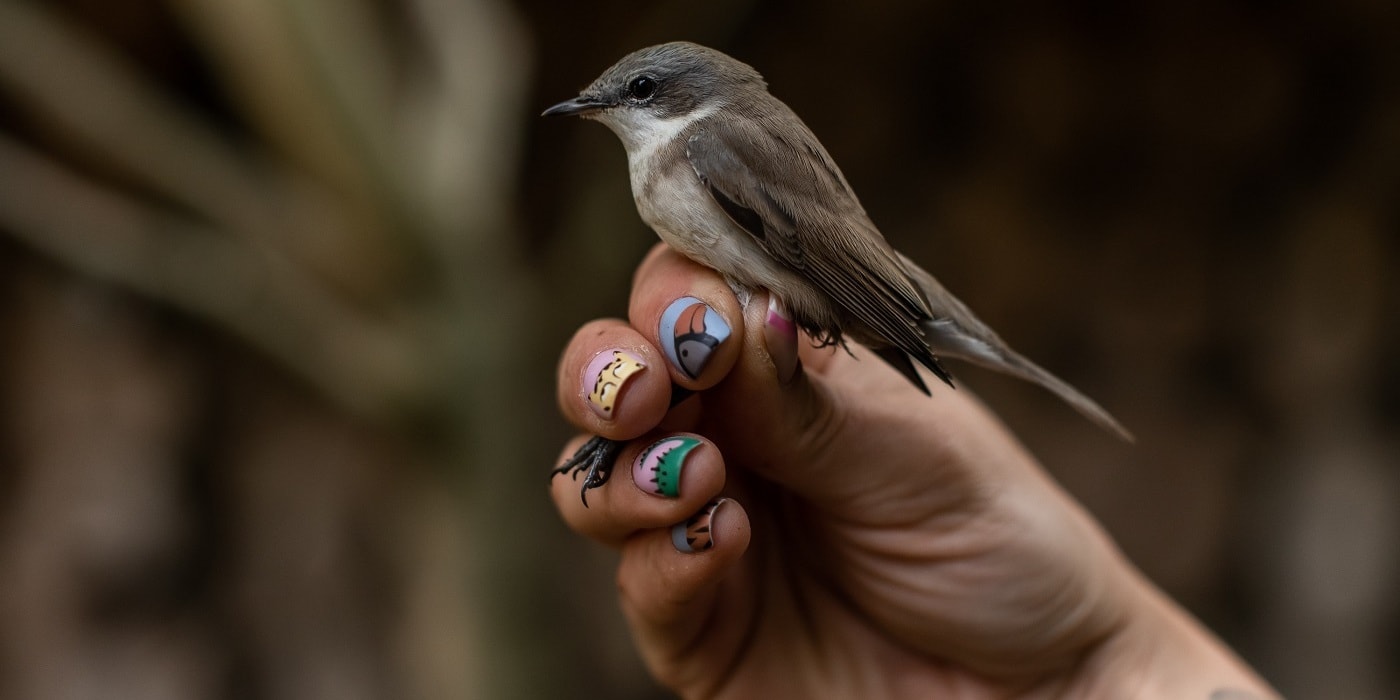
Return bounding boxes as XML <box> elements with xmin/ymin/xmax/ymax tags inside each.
<box><xmin>551</xmin><ymin>244</ymin><xmax>1279</xmax><ymax>699</ymax></box>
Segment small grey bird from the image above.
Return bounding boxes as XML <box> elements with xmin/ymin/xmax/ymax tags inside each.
<box><xmin>546</xmin><ymin>42</ymin><xmax>1130</xmax><ymax>500</ymax></box>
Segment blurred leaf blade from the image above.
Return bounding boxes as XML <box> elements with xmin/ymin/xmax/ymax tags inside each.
<box><xmin>0</xmin><ymin>133</ymin><xmax>429</xmax><ymax>420</ymax></box>
<box><xmin>0</xmin><ymin>0</ymin><xmax>272</xmax><ymax>240</ymax></box>
<box><xmin>165</xmin><ymin>0</ymin><xmax>382</xmax><ymax>209</ymax></box>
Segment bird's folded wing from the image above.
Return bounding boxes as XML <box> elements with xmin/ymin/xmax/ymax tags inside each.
<box><xmin>685</xmin><ymin>118</ymin><xmax>943</xmax><ymax>376</ymax></box>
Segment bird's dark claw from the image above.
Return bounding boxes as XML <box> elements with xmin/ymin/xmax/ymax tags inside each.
<box><xmin>552</xmin><ymin>435</ymin><xmax>623</xmax><ymax>507</ymax></box>
<box><xmin>552</xmin><ymin>387</ymin><xmax>692</xmax><ymax>507</ymax></box>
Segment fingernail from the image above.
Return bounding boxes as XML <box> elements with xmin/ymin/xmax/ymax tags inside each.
<box><xmin>673</xmin><ymin>498</ymin><xmax>727</xmax><ymax>554</ymax></box>
<box><xmin>763</xmin><ymin>295</ymin><xmax>799</xmax><ymax>384</ymax></box>
<box><xmin>659</xmin><ymin>297</ymin><xmax>731</xmax><ymax>380</ymax></box>
<box><xmin>633</xmin><ymin>436</ymin><xmax>701</xmax><ymax>498</ymax></box>
<box><xmin>584</xmin><ymin>349</ymin><xmax>646</xmax><ymax>420</ymax></box>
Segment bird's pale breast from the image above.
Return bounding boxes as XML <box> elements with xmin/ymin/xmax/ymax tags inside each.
<box><xmin>629</xmin><ymin>134</ymin><xmax>839</xmax><ymax>333</ymax></box>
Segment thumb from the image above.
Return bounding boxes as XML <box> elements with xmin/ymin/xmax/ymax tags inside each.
<box><xmin>704</xmin><ymin>291</ymin><xmax>1007</xmax><ymax>520</ymax></box>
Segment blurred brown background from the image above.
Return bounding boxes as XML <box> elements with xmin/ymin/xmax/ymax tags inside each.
<box><xmin>1</xmin><ymin>0</ymin><xmax>1396</xmax><ymax>698</ymax></box>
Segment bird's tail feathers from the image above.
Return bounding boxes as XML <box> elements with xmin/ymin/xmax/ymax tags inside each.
<box><xmin>898</xmin><ymin>251</ymin><xmax>1133</xmax><ymax>441</ymax></box>
<box><xmin>920</xmin><ymin>317</ymin><xmax>1134</xmax><ymax>441</ymax></box>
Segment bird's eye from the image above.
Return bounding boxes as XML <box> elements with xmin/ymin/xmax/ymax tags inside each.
<box><xmin>627</xmin><ymin>75</ymin><xmax>658</xmax><ymax>101</ymax></box>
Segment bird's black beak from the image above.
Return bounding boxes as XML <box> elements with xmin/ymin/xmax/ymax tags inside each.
<box><xmin>541</xmin><ymin>94</ymin><xmax>607</xmax><ymax>117</ymax></box>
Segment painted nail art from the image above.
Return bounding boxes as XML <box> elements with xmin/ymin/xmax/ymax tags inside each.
<box><xmin>672</xmin><ymin>498</ymin><xmax>727</xmax><ymax>554</ymax></box>
<box><xmin>763</xmin><ymin>295</ymin><xmax>799</xmax><ymax>384</ymax></box>
<box><xmin>584</xmin><ymin>349</ymin><xmax>646</xmax><ymax>420</ymax></box>
<box><xmin>633</xmin><ymin>436</ymin><xmax>701</xmax><ymax>498</ymax></box>
<box><xmin>659</xmin><ymin>297</ymin><xmax>731</xmax><ymax>380</ymax></box>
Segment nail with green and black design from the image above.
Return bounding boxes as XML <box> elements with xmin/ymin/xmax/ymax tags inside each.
<box><xmin>632</xmin><ymin>436</ymin><xmax>701</xmax><ymax>498</ymax></box>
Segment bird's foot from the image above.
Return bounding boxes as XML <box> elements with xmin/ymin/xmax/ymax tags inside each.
<box><xmin>551</xmin><ymin>434</ymin><xmax>623</xmax><ymax>507</ymax></box>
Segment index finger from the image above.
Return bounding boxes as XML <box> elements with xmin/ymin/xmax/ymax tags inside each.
<box><xmin>628</xmin><ymin>245</ymin><xmax>744</xmax><ymax>393</ymax></box>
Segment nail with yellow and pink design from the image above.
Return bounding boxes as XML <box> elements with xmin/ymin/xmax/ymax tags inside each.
<box><xmin>584</xmin><ymin>349</ymin><xmax>646</xmax><ymax>420</ymax></box>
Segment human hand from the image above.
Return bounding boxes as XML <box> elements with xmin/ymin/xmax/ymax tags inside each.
<box><xmin>551</xmin><ymin>244</ymin><xmax>1276</xmax><ymax>699</ymax></box>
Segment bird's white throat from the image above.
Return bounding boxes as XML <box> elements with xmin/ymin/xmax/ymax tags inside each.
<box><xmin>601</xmin><ymin>104</ymin><xmax>721</xmax><ymax>169</ymax></box>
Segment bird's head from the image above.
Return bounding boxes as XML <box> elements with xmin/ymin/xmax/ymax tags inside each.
<box><xmin>543</xmin><ymin>42</ymin><xmax>766</xmax><ymax>152</ymax></box>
